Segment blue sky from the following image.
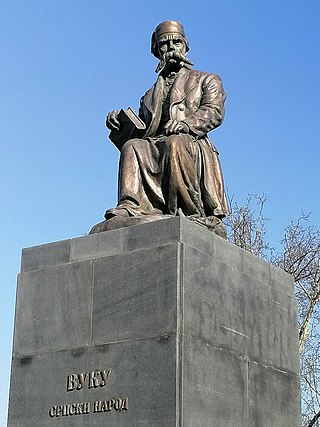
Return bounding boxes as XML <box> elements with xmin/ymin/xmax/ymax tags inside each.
<box><xmin>1</xmin><ymin>0</ymin><xmax>319</xmax><ymax>423</ymax></box>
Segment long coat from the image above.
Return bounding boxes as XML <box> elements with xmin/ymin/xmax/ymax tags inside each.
<box><xmin>115</xmin><ymin>67</ymin><xmax>229</xmax><ymax>219</ymax></box>
<box><xmin>140</xmin><ymin>67</ymin><xmax>226</xmax><ymax>144</ymax></box>
<box><xmin>137</xmin><ymin>67</ymin><xmax>229</xmax><ymax>218</ymax></box>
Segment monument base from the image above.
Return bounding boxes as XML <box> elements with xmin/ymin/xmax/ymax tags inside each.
<box><xmin>8</xmin><ymin>217</ymin><xmax>301</xmax><ymax>426</ymax></box>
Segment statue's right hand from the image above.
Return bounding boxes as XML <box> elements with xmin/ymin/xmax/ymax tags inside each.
<box><xmin>106</xmin><ymin>110</ymin><xmax>120</xmax><ymax>131</ymax></box>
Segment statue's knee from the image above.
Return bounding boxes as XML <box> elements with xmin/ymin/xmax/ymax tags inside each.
<box><xmin>122</xmin><ymin>138</ymin><xmax>144</xmax><ymax>152</ymax></box>
<box><xmin>165</xmin><ymin>135</ymin><xmax>186</xmax><ymax>153</ymax></box>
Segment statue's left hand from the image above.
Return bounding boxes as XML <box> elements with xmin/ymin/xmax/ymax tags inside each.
<box><xmin>106</xmin><ymin>110</ymin><xmax>121</xmax><ymax>131</ymax></box>
<box><xmin>164</xmin><ymin>120</ymin><xmax>189</xmax><ymax>135</ymax></box>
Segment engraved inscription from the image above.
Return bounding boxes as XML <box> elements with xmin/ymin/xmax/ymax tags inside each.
<box><xmin>49</xmin><ymin>368</ymin><xmax>128</xmax><ymax>418</ymax></box>
<box><xmin>49</xmin><ymin>401</ymin><xmax>91</xmax><ymax>417</ymax></box>
<box><xmin>67</xmin><ymin>369</ymin><xmax>111</xmax><ymax>391</ymax></box>
<box><xmin>49</xmin><ymin>398</ymin><xmax>128</xmax><ymax>418</ymax></box>
<box><xmin>93</xmin><ymin>397</ymin><xmax>129</xmax><ymax>413</ymax></box>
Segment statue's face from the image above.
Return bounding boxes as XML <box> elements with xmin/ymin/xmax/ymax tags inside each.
<box><xmin>157</xmin><ymin>35</ymin><xmax>186</xmax><ymax>59</ymax></box>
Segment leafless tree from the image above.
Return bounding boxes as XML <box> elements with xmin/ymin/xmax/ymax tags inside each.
<box><xmin>275</xmin><ymin>215</ymin><xmax>320</xmax><ymax>427</ymax></box>
<box><xmin>226</xmin><ymin>197</ymin><xmax>320</xmax><ymax>427</ymax></box>
<box><xmin>225</xmin><ymin>194</ymin><xmax>272</xmax><ymax>259</ymax></box>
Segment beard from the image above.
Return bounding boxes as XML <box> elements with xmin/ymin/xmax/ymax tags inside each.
<box><xmin>155</xmin><ymin>51</ymin><xmax>193</xmax><ymax>73</ymax></box>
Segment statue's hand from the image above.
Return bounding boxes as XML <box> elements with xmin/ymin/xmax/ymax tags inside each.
<box><xmin>106</xmin><ymin>110</ymin><xmax>120</xmax><ymax>131</ymax></box>
<box><xmin>164</xmin><ymin>120</ymin><xmax>189</xmax><ymax>136</ymax></box>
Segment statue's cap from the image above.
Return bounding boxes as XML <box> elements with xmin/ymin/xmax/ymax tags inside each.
<box><xmin>151</xmin><ymin>20</ymin><xmax>189</xmax><ymax>59</ymax></box>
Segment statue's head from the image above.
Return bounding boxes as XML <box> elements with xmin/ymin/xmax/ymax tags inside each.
<box><xmin>151</xmin><ymin>21</ymin><xmax>190</xmax><ymax>60</ymax></box>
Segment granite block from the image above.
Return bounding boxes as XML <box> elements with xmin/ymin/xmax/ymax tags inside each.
<box><xmin>14</xmin><ymin>261</ymin><xmax>93</xmax><ymax>355</ymax></box>
<box><xmin>9</xmin><ymin>217</ymin><xmax>301</xmax><ymax>426</ymax></box>
<box><xmin>8</xmin><ymin>336</ymin><xmax>177</xmax><ymax>427</ymax></box>
<box><xmin>182</xmin><ymin>243</ymin><xmax>300</xmax><ymax>373</ymax></box>
<box><xmin>241</xmin><ymin>249</ymin><xmax>271</xmax><ymax>286</ymax></box>
<box><xmin>245</xmin><ymin>281</ymin><xmax>299</xmax><ymax>373</ymax></box>
<box><xmin>71</xmin><ymin>229</ymin><xmax>124</xmax><ymax>263</ymax></box>
<box><xmin>180</xmin><ymin>219</ymin><xmax>214</xmax><ymax>256</ymax></box>
<box><xmin>124</xmin><ymin>216</ymin><xmax>181</xmax><ymax>252</ymax></box>
<box><xmin>21</xmin><ymin>239</ymin><xmax>71</xmax><ymax>272</ymax></box>
<box><xmin>183</xmin><ymin>244</ymin><xmax>249</xmax><ymax>354</ymax></box>
<box><xmin>182</xmin><ymin>336</ymin><xmax>248</xmax><ymax>427</ymax></box>
<box><xmin>212</xmin><ymin>230</ymin><xmax>244</xmax><ymax>270</ymax></box>
<box><xmin>92</xmin><ymin>244</ymin><xmax>179</xmax><ymax>344</ymax></box>
<box><xmin>269</xmin><ymin>263</ymin><xmax>295</xmax><ymax>297</ymax></box>
<box><xmin>248</xmin><ymin>360</ymin><xmax>301</xmax><ymax>427</ymax></box>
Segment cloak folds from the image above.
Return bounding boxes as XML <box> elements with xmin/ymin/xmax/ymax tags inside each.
<box><xmin>109</xmin><ymin>67</ymin><xmax>229</xmax><ymax>221</ymax></box>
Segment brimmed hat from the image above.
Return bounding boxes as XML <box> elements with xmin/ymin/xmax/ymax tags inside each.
<box><xmin>151</xmin><ymin>20</ymin><xmax>189</xmax><ymax>59</ymax></box>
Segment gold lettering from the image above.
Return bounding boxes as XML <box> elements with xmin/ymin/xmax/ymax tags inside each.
<box><xmin>66</xmin><ymin>368</ymin><xmax>112</xmax><ymax>390</ymax></box>
<box><xmin>75</xmin><ymin>402</ymin><xmax>83</xmax><ymax>415</ymax></box>
<box><xmin>93</xmin><ymin>400</ymin><xmax>101</xmax><ymax>413</ymax></box>
<box><xmin>48</xmin><ymin>397</ymin><xmax>128</xmax><ymax>419</ymax></box>
<box><xmin>114</xmin><ymin>399</ymin><xmax>122</xmax><ymax>411</ymax></box>
<box><xmin>100</xmin><ymin>369</ymin><xmax>111</xmax><ymax>386</ymax></box>
<box><xmin>62</xmin><ymin>405</ymin><xmax>67</xmax><ymax>416</ymax></box>
<box><xmin>69</xmin><ymin>403</ymin><xmax>76</xmax><ymax>415</ymax></box>
<box><xmin>99</xmin><ymin>400</ymin><xmax>107</xmax><ymax>412</ymax></box>
<box><xmin>57</xmin><ymin>405</ymin><xmax>64</xmax><ymax>416</ymax></box>
<box><xmin>77</xmin><ymin>372</ymin><xmax>87</xmax><ymax>390</ymax></box>
<box><xmin>83</xmin><ymin>401</ymin><xmax>90</xmax><ymax>414</ymax></box>
<box><xmin>49</xmin><ymin>406</ymin><xmax>57</xmax><ymax>417</ymax></box>
<box><xmin>48</xmin><ymin>401</ymin><xmax>92</xmax><ymax>418</ymax></box>
<box><xmin>89</xmin><ymin>371</ymin><xmax>100</xmax><ymax>388</ymax></box>
<box><xmin>122</xmin><ymin>397</ymin><xmax>129</xmax><ymax>410</ymax></box>
<box><xmin>67</xmin><ymin>374</ymin><xmax>78</xmax><ymax>391</ymax></box>
<box><xmin>107</xmin><ymin>399</ymin><xmax>115</xmax><ymax>411</ymax></box>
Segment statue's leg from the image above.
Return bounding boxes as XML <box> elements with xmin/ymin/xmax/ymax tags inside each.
<box><xmin>161</xmin><ymin>134</ymin><xmax>204</xmax><ymax>216</ymax></box>
<box><xmin>107</xmin><ymin>138</ymin><xmax>166</xmax><ymax>218</ymax></box>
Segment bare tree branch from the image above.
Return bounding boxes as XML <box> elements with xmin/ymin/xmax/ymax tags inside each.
<box><xmin>306</xmin><ymin>410</ymin><xmax>320</xmax><ymax>427</ymax></box>
<box><xmin>226</xmin><ymin>197</ymin><xmax>320</xmax><ymax>427</ymax></box>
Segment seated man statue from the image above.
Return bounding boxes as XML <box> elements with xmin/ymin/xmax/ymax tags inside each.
<box><xmin>90</xmin><ymin>20</ymin><xmax>229</xmax><ymax>237</ymax></box>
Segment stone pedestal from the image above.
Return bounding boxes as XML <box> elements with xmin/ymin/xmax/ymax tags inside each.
<box><xmin>8</xmin><ymin>217</ymin><xmax>301</xmax><ymax>426</ymax></box>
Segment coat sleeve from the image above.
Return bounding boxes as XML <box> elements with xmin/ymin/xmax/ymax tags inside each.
<box><xmin>182</xmin><ymin>73</ymin><xmax>226</xmax><ymax>138</ymax></box>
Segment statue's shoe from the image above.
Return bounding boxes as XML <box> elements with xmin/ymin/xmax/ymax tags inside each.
<box><xmin>104</xmin><ymin>208</ymin><xmax>130</xmax><ymax>220</ymax></box>
<box><xmin>89</xmin><ymin>213</ymin><xmax>170</xmax><ymax>234</ymax></box>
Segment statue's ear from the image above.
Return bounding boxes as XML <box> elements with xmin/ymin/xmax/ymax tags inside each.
<box><xmin>151</xmin><ymin>31</ymin><xmax>160</xmax><ymax>59</ymax></box>
<box><xmin>184</xmin><ymin>38</ymin><xmax>190</xmax><ymax>54</ymax></box>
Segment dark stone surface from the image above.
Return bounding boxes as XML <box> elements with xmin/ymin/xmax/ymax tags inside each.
<box><xmin>92</xmin><ymin>243</ymin><xmax>179</xmax><ymax>344</ymax></box>
<box><xmin>9</xmin><ymin>337</ymin><xmax>177</xmax><ymax>426</ymax></box>
<box><xmin>182</xmin><ymin>336</ymin><xmax>248</xmax><ymax>427</ymax></box>
<box><xmin>8</xmin><ymin>217</ymin><xmax>301</xmax><ymax>426</ymax></box>
<box><xmin>21</xmin><ymin>239</ymin><xmax>71</xmax><ymax>272</ymax></box>
<box><xmin>89</xmin><ymin>214</ymin><xmax>170</xmax><ymax>234</ymax></box>
<box><xmin>248</xmin><ymin>360</ymin><xmax>301</xmax><ymax>427</ymax></box>
<box><xmin>14</xmin><ymin>261</ymin><xmax>92</xmax><ymax>355</ymax></box>
<box><xmin>182</xmin><ymin>243</ymin><xmax>299</xmax><ymax>374</ymax></box>
<box><xmin>71</xmin><ymin>228</ymin><xmax>124</xmax><ymax>262</ymax></box>
<box><xmin>124</xmin><ymin>216</ymin><xmax>181</xmax><ymax>252</ymax></box>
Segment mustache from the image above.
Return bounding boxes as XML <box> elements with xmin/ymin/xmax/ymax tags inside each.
<box><xmin>155</xmin><ymin>51</ymin><xmax>194</xmax><ymax>73</ymax></box>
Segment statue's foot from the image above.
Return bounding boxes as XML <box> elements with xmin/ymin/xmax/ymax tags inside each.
<box><xmin>89</xmin><ymin>212</ymin><xmax>170</xmax><ymax>234</ymax></box>
<box><xmin>89</xmin><ymin>209</ymin><xmax>130</xmax><ymax>234</ymax></box>
<box><xmin>104</xmin><ymin>208</ymin><xmax>130</xmax><ymax>220</ymax></box>
<box><xmin>187</xmin><ymin>215</ymin><xmax>227</xmax><ymax>239</ymax></box>
<box><xmin>89</xmin><ymin>219</ymin><xmax>110</xmax><ymax>234</ymax></box>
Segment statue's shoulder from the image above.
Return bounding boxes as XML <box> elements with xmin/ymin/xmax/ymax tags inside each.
<box><xmin>186</xmin><ymin>68</ymin><xmax>222</xmax><ymax>83</ymax></box>
<box><xmin>197</xmin><ymin>69</ymin><xmax>222</xmax><ymax>80</ymax></box>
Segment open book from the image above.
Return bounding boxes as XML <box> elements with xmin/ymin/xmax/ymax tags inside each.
<box><xmin>109</xmin><ymin>107</ymin><xmax>146</xmax><ymax>151</ymax></box>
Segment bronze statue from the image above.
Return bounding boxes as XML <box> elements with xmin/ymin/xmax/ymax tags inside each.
<box><xmin>90</xmin><ymin>21</ymin><xmax>229</xmax><ymax>237</ymax></box>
